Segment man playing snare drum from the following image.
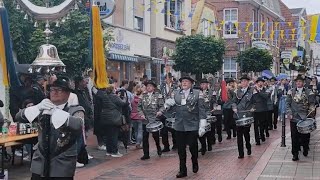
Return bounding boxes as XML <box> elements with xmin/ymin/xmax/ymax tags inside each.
<box><xmin>232</xmin><ymin>75</ymin><xmax>254</xmax><ymax>159</ymax></box>
<box><xmin>286</xmin><ymin>74</ymin><xmax>316</xmax><ymax>161</ymax></box>
<box><xmin>138</xmin><ymin>80</ymin><xmax>165</xmax><ymax>160</ymax></box>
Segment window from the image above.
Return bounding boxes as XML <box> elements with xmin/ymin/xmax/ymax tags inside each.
<box><xmin>223</xmin><ymin>8</ymin><xmax>238</xmax><ymax>38</ymax></box>
<box><xmin>224</xmin><ymin>58</ymin><xmax>237</xmax><ymax>78</ymax></box>
<box><xmin>134</xmin><ymin>16</ymin><xmax>144</xmax><ymax>31</ymax></box>
<box><xmin>252</xmin><ymin>10</ymin><xmax>255</xmax><ymax>35</ymax></box>
<box><xmin>202</xmin><ymin>19</ymin><xmax>214</xmax><ymax>37</ymax></box>
<box><xmin>164</xmin><ymin>0</ymin><xmax>183</xmax><ymax>30</ymax></box>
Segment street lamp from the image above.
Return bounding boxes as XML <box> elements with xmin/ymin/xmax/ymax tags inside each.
<box><xmin>237</xmin><ymin>39</ymin><xmax>246</xmax><ymax>74</ymax></box>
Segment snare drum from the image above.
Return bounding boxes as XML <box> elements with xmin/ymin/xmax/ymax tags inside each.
<box><xmin>146</xmin><ymin>121</ymin><xmax>164</xmax><ymax>133</ymax></box>
<box><xmin>165</xmin><ymin>118</ymin><xmax>175</xmax><ymax>129</ymax></box>
<box><xmin>206</xmin><ymin>115</ymin><xmax>217</xmax><ymax>123</ymax></box>
<box><xmin>297</xmin><ymin>118</ymin><xmax>316</xmax><ymax>134</ymax></box>
<box><xmin>236</xmin><ymin>117</ymin><xmax>254</xmax><ymax>127</ymax></box>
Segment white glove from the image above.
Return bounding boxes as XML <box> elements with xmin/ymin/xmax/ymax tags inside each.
<box><xmin>36</xmin><ymin>99</ymin><xmax>54</xmax><ymax>111</ymax></box>
<box><xmin>92</xmin><ymin>87</ymin><xmax>98</xmax><ymax>95</ymax></box>
<box><xmin>164</xmin><ymin>98</ymin><xmax>176</xmax><ymax>109</ymax></box>
<box><xmin>198</xmin><ymin>119</ymin><xmax>207</xmax><ymax>137</ymax></box>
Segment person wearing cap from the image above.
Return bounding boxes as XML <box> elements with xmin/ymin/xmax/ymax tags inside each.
<box><xmin>267</xmin><ymin>77</ymin><xmax>279</xmax><ymax>129</ymax></box>
<box><xmin>223</xmin><ymin>78</ymin><xmax>237</xmax><ymax>139</ymax></box>
<box><xmin>252</xmin><ymin>77</ymin><xmax>269</xmax><ymax>145</ymax></box>
<box><xmin>286</xmin><ymin>74</ymin><xmax>316</xmax><ymax>161</ymax></box>
<box><xmin>164</xmin><ymin>76</ymin><xmax>207</xmax><ymax>178</ymax></box>
<box><xmin>138</xmin><ymin>80</ymin><xmax>165</xmax><ymax>160</ymax></box>
<box><xmin>232</xmin><ymin>75</ymin><xmax>254</xmax><ymax>159</ymax></box>
<box><xmin>159</xmin><ymin>73</ymin><xmax>178</xmax><ymax>152</ymax></box>
<box><xmin>15</xmin><ymin>76</ymin><xmax>84</xmax><ymax>179</ymax></box>
<box><xmin>211</xmin><ymin>81</ymin><xmax>223</xmax><ymax>144</ymax></box>
<box><xmin>31</xmin><ymin>75</ymin><xmax>47</xmax><ymax>104</ymax></box>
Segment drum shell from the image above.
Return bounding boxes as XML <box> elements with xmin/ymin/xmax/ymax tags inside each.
<box><xmin>297</xmin><ymin>118</ymin><xmax>316</xmax><ymax>134</ymax></box>
<box><xmin>146</xmin><ymin>121</ymin><xmax>164</xmax><ymax>133</ymax></box>
<box><xmin>165</xmin><ymin>118</ymin><xmax>175</xmax><ymax>129</ymax></box>
<box><xmin>236</xmin><ymin>117</ymin><xmax>254</xmax><ymax>127</ymax></box>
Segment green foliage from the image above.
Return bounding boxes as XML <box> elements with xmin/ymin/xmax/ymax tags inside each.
<box><xmin>3</xmin><ymin>0</ymin><xmax>112</xmax><ymax>76</ymax></box>
<box><xmin>237</xmin><ymin>47</ymin><xmax>273</xmax><ymax>73</ymax></box>
<box><xmin>172</xmin><ymin>34</ymin><xmax>225</xmax><ymax>81</ymax></box>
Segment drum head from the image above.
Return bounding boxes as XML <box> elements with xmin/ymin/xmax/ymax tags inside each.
<box><xmin>297</xmin><ymin>119</ymin><xmax>315</xmax><ymax>127</ymax></box>
<box><xmin>238</xmin><ymin>117</ymin><xmax>253</xmax><ymax>121</ymax></box>
<box><xmin>166</xmin><ymin>118</ymin><xmax>175</xmax><ymax>122</ymax></box>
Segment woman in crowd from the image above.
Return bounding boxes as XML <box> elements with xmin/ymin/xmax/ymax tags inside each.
<box><xmin>95</xmin><ymin>85</ymin><xmax>129</xmax><ymax>157</ymax></box>
<box><xmin>130</xmin><ymin>85</ymin><xmax>144</xmax><ymax>149</ymax></box>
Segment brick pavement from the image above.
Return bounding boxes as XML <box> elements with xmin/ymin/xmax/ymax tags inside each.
<box><xmin>246</xmin><ymin>117</ymin><xmax>320</xmax><ymax>180</ymax></box>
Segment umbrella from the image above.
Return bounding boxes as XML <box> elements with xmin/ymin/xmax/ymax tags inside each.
<box><xmin>262</xmin><ymin>70</ymin><xmax>274</xmax><ymax>79</ymax></box>
<box><xmin>277</xmin><ymin>73</ymin><xmax>288</xmax><ymax>80</ymax></box>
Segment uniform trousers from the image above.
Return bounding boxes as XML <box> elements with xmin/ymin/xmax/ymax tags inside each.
<box><xmin>176</xmin><ymin>131</ymin><xmax>198</xmax><ymax>172</ymax></box>
<box><xmin>142</xmin><ymin>124</ymin><xmax>160</xmax><ymax>156</ymax></box>
<box><xmin>212</xmin><ymin>114</ymin><xmax>223</xmax><ymax>142</ymax></box>
<box><xmin>236</xmin><ymin>125</ymin><xmax>251</xmax><ymax>156</ymax></box>
<box><xmin>31</xmin><ymin>173</ymin><xmax>73</xmax><ymax>180</ymax></box>
<box><xmin>199</xmin><ymin>122</ymin><xmax>214</xmax><ymax>150</ymax></box>
<box><xmin>160</xmin><ymin>118</ymin><xmax>176</xmax><ymax>149</ymax></box>
<box><xmin>254</xmin><ymin>111</ymin><xmax>268</xmax><ymax>143</ymax></box>
<box><xmin>223</xmin><ymin>109</ymin><xmax>236</xmax><ymax>137</ymax></box>
<box><xmin>273</xmin><ymin>105</ymin><xmax>279</xmax><ymax>128</ymax></box>
<box><xmin>267</xmin><ymin>110</ymin><xmax>273</xmax><ymax>130</ymax></box>
<box><xmin>290</xmin><ymin>121</ymin><xmax>311</xmax><ymax>155</ymax></box>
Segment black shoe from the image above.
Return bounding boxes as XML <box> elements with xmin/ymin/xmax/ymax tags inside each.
<box><xmin>303</xmin><ymin>151</ymin><xmax>308</xmax><ymax>157</ymax></box>
<box><xmin>162</xmin><ymin>147</ymin><xmax>170</xmax><ymax>152</ymax></box>
<box><xmin>157</xmin><ymin>147</ymin><xmax>162</xmax><ymax>156</ymax></box>
<box><xmin>208</xmin><ymin>146</ymin><xmax>212</xmax><ymax>151</ymax></box>
<box><xmin>140</xmin><ymin>155</ymin><xmax>150</xmax><ymax>160</ymax></box>
<box><xmin>201</xmin><ymin>148</ymin><xmax>206</xmax><ymax>155</ymax></box>
<box><xmin>266</xmin><ymin>133</ymin><xmax>270</xmax><ymax>138</ymax></box>
<box><xmin>176</xmin><ymin>172</ymin><xmax>187</xmax><ymax>178</ymax></box>
<box><xmin>292</xmin><ymin>154</ymin><xmax>299</xmax><ymax>161</ymax></box>
<box><xmin>256</xmin><ymin>142</ymin><xmax>261</xmax><ymax>145</ymax></box>
<box><xmin>238</xmin><ymin>155</ymin><xmax>244</xmax><ymax>159</ymax></box>
<box><xmin>261</xmin><ymin>136</ymin><xmax>266</xmax><ymax>142</ymax></box>
<box><xmin>227</xmin><ymin>136</ymin><xmax>231</xmax><ymax>140</ymax></box>
<box><xmin>233</xmin><ymin>134</ymin><xmax>237</xmax><ymax>138</ymax></box>
<box><xmin>247</xmin><ymin>149</ymin><xmax>252</xmax><ymax>156</ymax></box>
<box><xmin>172</xmin><ymin>145</ymin><xmax>177</xmax><ymax>150</ymax></box>
<box><xmin>218</xmin><ymin>136</ymin><xmax>222</xmax><ymax>143</ymax></box>
<box><xmin>192</xmin><ymin>163</ymin><xmax>199</xmax><ymax>173</ymax></box>
<box><xmin>274</xmin><ymin>124</ymin><xmax>277</xmax><ymax>129</ymax></box>
<box><xmin>268</xmin><ymin>127</ymin><xmax>272</xmax><ymax>130</ymax></box>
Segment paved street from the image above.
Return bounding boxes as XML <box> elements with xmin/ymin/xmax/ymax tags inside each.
<box><xmin>8</xmin><ymin>117</ymin><xmax>320</xmax><ymax>180</ymax></box>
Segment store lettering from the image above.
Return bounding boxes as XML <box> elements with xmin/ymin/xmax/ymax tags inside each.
<box><xmin>109</xmin><ymin>42</ymin><xmax>130</xmax><ymax>51</ymax></box>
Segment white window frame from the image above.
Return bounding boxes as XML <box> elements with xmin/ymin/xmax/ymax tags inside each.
<box><xmin>134</xmin><ymin>16</ymin><xmax>144</xmax><ymax>32</ymax></box>
<box><xmin>223</xmin><ymin>58</ymin><xmax>238</xmax><ymax>78</ymax></box>
<box><xmin>223</xmin><ymin>8</ymin><xmax>238</xmax><ymax>38</ymax></box>
<box><xmin>202</xmin><ymin>19</ymin><xmax>214</xmax><ymax>37</ymax></box>
<box><xmin>165</xmin><ymin>0</ymin><xmax>183</xmax><ymax>30</ymax></box>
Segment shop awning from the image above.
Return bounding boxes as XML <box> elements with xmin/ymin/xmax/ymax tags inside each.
<box><xmin>152</xmin><ymin>58</ymin><xmax>175</xmax><ymax>65</ymax></box>
<box><xmin>108</xmin><ymin>53</ymin><xmax>138</xmax><ymax>62</ymax></box>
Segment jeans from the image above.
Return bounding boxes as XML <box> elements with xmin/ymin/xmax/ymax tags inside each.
<box><xmin>132</xmin><ymin>120</ymin><xmax>143</xmax><ymax>145</ymax></box>
<box><xmin>104</xmin><ymin>126</ymin><xmax>120</xmax><ymax>154</ymax></box>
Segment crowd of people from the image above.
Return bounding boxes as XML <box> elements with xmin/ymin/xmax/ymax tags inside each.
<box><xmin>2</xmin><ymin>70</ymin><xmax>319</xmax><ymax>179</ymax></box>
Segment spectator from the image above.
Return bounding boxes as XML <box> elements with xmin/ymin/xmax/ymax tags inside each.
<box><xmin>31</xmin><ymin>75</ymin><xmax>47</xmax><ymax>104</ymax></box>
<box><xmin>130</xmin><ymin>86</ymin><xmax>144</xmax><ymax>149</ymax></box>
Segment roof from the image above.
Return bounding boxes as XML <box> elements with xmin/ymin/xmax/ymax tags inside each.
<box><xmin>290</xmin><ymin>8</ymin><xmax>304</xmax><ymax>15</ymax></box>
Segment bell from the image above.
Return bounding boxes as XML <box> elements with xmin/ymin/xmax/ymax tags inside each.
<box><xmin>30</xmin><ymin>44</ymin><xmax>65</xmax><ymax>72</ymax></box>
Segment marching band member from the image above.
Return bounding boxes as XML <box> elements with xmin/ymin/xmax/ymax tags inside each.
<box><xmin>286</xmin><ymin>75</ymin><xmax>316</xmax><ymax>161</ymax></box>
<box><xmin>223</xmin><ymin>79</ymin><xmax>237</xmax><ymax>139</ymax></box>
<box><xmin>15</xmin><ymin>76</ymin><xmax>84</xmax><ymax>179</ymax></box>
<box><xmin>252</xmin><ymin>77</ymin><xmax>269</xmax><ymax>145</ymax></box>
<box><xmin>138</xmin><ymin>80</ymin><xmax>165</xmax><ymax>160</ymax></box>
<box><xmin>198</xmin><ymin>78</ymin><xmax>214</xmax><ymax>155</ymax></box>
<box><xmin>232</xmin><ymin>75</ymin><xmax>253</xmax><ymax>159</ymax></box>
<box><xmin>211</xmin><ymin>82</ymin><xmax>223</xmax><ymax>144</ymax></box>
<box><xmin>164</xmin><ymin>76</ymin><xmax>207</xmax><ymax>178</ymax></box>
<box><xmin>159</xmin><ymin>73</ymin><xmax>178</xmax><ymax>152</ymax></box>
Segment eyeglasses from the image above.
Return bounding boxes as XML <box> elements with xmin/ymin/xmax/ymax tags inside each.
<box><xmin>49</xmin><ymin>87</ymin><xmax>64</xmax><ymax>93</ymax></box>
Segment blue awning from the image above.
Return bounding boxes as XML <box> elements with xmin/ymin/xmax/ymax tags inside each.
<box><xmin>108</xmin><ymin>53</ymin><xmax>138</xmax><ymax>62</ymax></box>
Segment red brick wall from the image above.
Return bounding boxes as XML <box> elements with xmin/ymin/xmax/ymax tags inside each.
<box><xmin>279</xmin><ymin>0</ymin><xmax>296</xmax><ymax>49</ymax></box>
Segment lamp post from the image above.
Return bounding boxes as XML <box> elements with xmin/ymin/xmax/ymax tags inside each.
<box><xmin>315</xmin><ymin>56</ymin><xmax>320</xmax><ymax>76</ymax></box>
<box><xmin>237</xmin><ymin>39</ymin><xmax>246</xmax><ymax>75</ymax></box>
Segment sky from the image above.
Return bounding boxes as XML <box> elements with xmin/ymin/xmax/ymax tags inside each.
<box><xmin>282</xmin><ymin>0</ymin><xmax>320</xmax><ymax>15</ymax></box>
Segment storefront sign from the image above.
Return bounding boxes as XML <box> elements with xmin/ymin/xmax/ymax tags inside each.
<box><xmin>163</xmin><ymin>47</ymin><xmax>175</xmax><ymax>57</ymax></box>
<box><xmin>252</xmin><ymin>41</ymin><xmax>270</xmax><ymax>50</ymax></box>
<box><xmin>109</xmin><ymin>30</ymin><xmax>131</xmax><ymax>52</ymax></box>
<box><xmin>95</xmin><ymin>0</ymin><xmax>116</xmax><ymax>19</ymax></box>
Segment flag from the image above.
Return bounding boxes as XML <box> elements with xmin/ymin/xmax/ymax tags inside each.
<box><xmin>90</xmin><ymin>5</ymin><xmax>108</xmax><ymax>88</ymax></box>
<box><xmin>0</xmin><ymin>6</ymin><xmax>20</xmax><ymax>119</ymax></box>
<box><xmin>310</xmin><ymin>15</ymin><xmax>320</xmax><ymax>42</ymax></box>
<box><xmin>221</xmin><ymin>80</ymin><xmax>228</xmax><ymax>102</ymax></box>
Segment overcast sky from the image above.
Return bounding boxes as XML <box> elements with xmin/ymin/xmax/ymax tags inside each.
<box><xmin>282</xmin><ymin>0</ymin><xmax>320</xmax><ymax>15</ymax></box>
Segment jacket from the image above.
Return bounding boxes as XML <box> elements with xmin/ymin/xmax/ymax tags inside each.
<box><xmin>15</xmin><ymin>105</ymin><xmax>84</xmax><ymax>177</ymax></box>
<box><xmin>172</xmin><ymin>89</ymin><xmax>207</xmax><ymax>131</ymax></box>
<box><xmin>252</xmin><ymin>87</ymin><xmax>269</xmax><ymax>112</ymax></box>
<box><xmin>232</xmin><ymin>87</ymin><xmax>254</xmax><ymax>119</ymax></box>
<box><xmin>223</xmin><ymin>89</ymin><xmax>236</xmax><ymax>109</ymax></box>
<box><xmin>131</xmin><ymin>95</ymin><xmax>144</xmax><ymax>120</ymax></box>
<box><xmin>138</xmin><ymin>91</ymin><xmax>164</xmax><ymax>124</ymax></box>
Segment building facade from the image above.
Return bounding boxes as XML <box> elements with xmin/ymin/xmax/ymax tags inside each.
<box><xmin>210</xmin><ymin>0</ymin><xmax>284</xmax><ymax>78</ymax></box>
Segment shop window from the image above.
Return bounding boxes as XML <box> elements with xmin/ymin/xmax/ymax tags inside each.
<box><xmin>164</xmin><ymin>0</ymin><xmax>183</xmax><ymax>30</ymax></box>
<box><xmin>223</xmin><ymin>8</ymin><xmax>238</xmax><ymax>38</ymax></box>
<box><xmin>134</xmin><ymin>16</ymin><xmax>144</xmax><ymax>32</ymax></box>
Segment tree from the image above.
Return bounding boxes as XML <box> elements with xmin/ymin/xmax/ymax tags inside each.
<box><xmin>237</xmin><ymin>47</ymin><xmax>273</xmax><ymax>73</ymax></box>
<box><xmin>172</xmin><ymin>34</ymin><xmax>225</xmax><ymax>82</ymax></box>
<box><xmin>3</xmin><ymin>0</ymin><xmax>112</xmax><ymax>76</ymax></box>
